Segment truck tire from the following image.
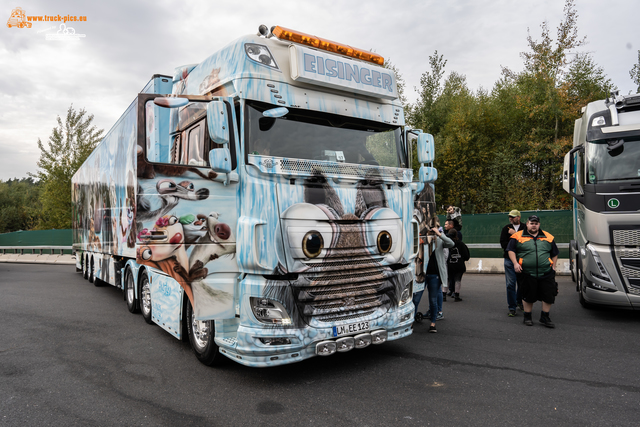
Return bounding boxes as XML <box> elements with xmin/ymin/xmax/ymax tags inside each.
<box><xmin>570</xmin><ymin>240</ymin><xmax>577</xmax><ymax>283</ymax></box>
<box><xmin>125</xmin><ymin>268</ymin><xmax>139</xmax><ymax>314</ymax></box>
<box><xmin>89</xmin><ymin>257</ymin><xmax>94</xmax><ymax>283</ymax></box>
<box><xmin>140</xmin><ymin>271</ymin><xmax>153</xmax><ymax>324</ymax></box>
<box><xmin>83</xmin><ymin>254</ymin><xmax>89</xmax><ymax>280</ymax></box>
<box><xmin>186</xmin><ymin>299</ymin><xmax>223</xmax><ymax>366</ymax></box>
<box><xmin>577</xmin><ymin>269</ymin><xmax>592</xmax><ymax>309</ymax></box>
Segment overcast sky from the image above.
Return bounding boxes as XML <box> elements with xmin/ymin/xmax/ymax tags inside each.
<box><xmin>1</xmin><ymin>0</ymin><xmax>638</xmax><ymax>181</ymax></box>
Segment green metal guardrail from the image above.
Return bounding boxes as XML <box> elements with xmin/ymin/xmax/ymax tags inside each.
<box><xmin>0</xmin><ymin>229</ymin><xmax>73</xmax><ymax>254</ymax></box>
<box><xmin>440</xmin><ymin>209</ymin><xmax>571</xmax><ymax>258</ymax></box>
<box><xmin>1</xmin><ymin>211</ymin><xmax>573</xmax><ymax>258</ymax></box>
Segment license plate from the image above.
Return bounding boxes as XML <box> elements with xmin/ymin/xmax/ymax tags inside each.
<box><xmin>333</xmin><ymin>321</ymin><xmax>370</xmax><ymax>337</ymax></box>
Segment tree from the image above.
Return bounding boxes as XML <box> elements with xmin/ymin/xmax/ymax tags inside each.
<box><xmin>31</xmin><ymin>105</ymin><xmax>103</xmax><ymax>229</ymax></box>
<box><xmin>384</xmin><ymin>59</ymin><xmax>408</xmax><ymax>107</ymax></box>
<box><xmin>408</xmin><ymin>50</ymin><xmax>448</xmax><ymax>135</ymax></box>
<box><xmin>495</xmin><ymin>0</ymin><xmax>594</xmax><ymax>210</ymax></box>
<box><xmin>0</xmin><ymin>178</ymin><xmax>42</xmax><ymax>233</ymax></box>
<box><xmin>630</xmin><ymin>50</ymin><xmax>640</xmax><ymax>94</ymax></box>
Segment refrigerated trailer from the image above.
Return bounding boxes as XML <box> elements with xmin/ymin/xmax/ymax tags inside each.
<box><xmin>563</xmin><ymin>92</ymin><xmax>640</xmax><ymax>309</ymax></box>
<box><xmin>72</xmin><ymin>25</ymin><xmax>437</xmax><ymax>367</ymax></box>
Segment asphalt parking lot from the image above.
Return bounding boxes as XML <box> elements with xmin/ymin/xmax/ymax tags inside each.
<box><xmin>1</xmin><ymin>263</ymin><xmax>639</xmax><ymax>426</ymax></box>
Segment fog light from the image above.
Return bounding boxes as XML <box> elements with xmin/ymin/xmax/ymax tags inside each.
<box><xmin>354</xmin><ymin>333</ymin><xmax>372</xmax><ymax>349</ymax></box>
<box><xmin>371</xmin><ymin>329</ymin><xmax>387</xmax><ymax>344</ymax></box>
<box><xmin>336</xmin><ymin>337</ymin><xmax>355</xmax><ymax>352</ymax></box>
<box><xmin>316</xmin><ymin>341</ymin><xmax>336</xmax><ymax>356</ymax></box>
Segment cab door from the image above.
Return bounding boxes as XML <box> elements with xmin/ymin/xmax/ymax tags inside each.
<box><xmin>136</xmin><ymin>94</ymin><xmax>239</xmax><ymax>321</ymax></box>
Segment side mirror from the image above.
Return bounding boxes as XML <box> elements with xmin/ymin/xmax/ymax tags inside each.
<box><xmin>562</xmin><ymin>152</ymin><xmax>570</xmax><ymax>193</ymax></box>
<box><xmin>419</xmin><ymin>166</ymin><xmax>438</xmax><ymax>183</ymax></box>
<box><xmin>417</xmin><ymin>133</ymin><xmax>435</xmax><ymax>164</ymax></box>
<box><xmin>207</xmin><ymin>101</ymin><xmax>230</xmax><ymax>145</ymax></box>
<box><xmin>209</xmin><ymin>147</ymin><xmax>232</xmax><ymax>174</ymax></box>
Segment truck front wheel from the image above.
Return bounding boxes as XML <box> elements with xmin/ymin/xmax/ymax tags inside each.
<box><xmin>186</xmin><ymin>299</ymin><xmax>223</xmax><ymax>366</ymax></box>
<box><xmin>125</xmin><ymin>268</ymin><xmax>139</xmax><ymax>313</ymax></box>
<box><xmin>577</xmin><ymin>269</ymin><xmax>592</xmax><ymax>309</ymax></box>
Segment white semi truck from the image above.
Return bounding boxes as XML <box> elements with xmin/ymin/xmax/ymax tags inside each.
<box><xmin>563</xmin><ymin>92</ymin><xmax>640</xmax><ymax>308</ymax></box>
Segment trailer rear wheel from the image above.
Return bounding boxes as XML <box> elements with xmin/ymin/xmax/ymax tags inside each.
<box><xmin>125</xmin><ymin>268</ymin><xmax>139</xmax><ymax>314</ymax></box>
<box><xmin>140</xmin><ymin>271</ymin><xmax>153</xmax><ymax>324</ymax></box>
<box><xmin>186</xmin><ymin>299</ymin><xmax>223</xmax><ymax>366</ymax></box>
<box><xmin>89</xmin><ymin>257</ymin><xmax>94</xmax><ymax>283</ymax></box>
<box><xmin>83</xmin><ymin>254</ymin><xmax>89</xmax><ymax>280</ymax></box>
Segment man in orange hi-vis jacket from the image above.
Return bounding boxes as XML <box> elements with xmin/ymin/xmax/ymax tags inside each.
<box><xmin>506</xmin><ymin>215</ymin><xmax>560</xmax><ymax>328</ymax></box>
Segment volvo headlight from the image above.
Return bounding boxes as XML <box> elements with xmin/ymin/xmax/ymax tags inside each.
<box><xmin>250</xmin><ymin>297</ymin><xmax>292</xmax><ymax>325</ymax></box>
<box><xmin>586</xmin><ymin>244</ymin><xmax>612</xmax><ymax>283</ymax></box>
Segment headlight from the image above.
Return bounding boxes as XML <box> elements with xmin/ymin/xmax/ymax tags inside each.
<box><xmin>244</xmin><ymin>43</ymin><xmax>279</xmax><ymax>70</ymax></box>
<box><xmin>302</xmin><ymin>231</ymin><xmax>324</xmax><ymax>258</ymax></box>
<box><xmin>250</xmin><ymin>297</ymin><xmax>292</xmax><ymax>325</ymax></box>
<box><xmin>377</xmin><ymin>231</ymin><xmax>392</xmax><ymax>254</ymax></box>
<box><xmin>586</xmin><ymin>244</ymin><xmax>612</xmax><ymax>283</ymax></box>
<box><xmin>399</xmin><ymin>281</ymin><xmax>413</xmax><ymax>306</ymax></box>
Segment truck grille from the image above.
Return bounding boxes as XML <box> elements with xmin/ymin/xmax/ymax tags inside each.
<box><xmin>270</xmin><ymin>256</ymin><xmax>412</xmax><ymax>326</ymax></box>
<box><xmin>264</xmin><ymin>254</ymin><xmax>413</xmax><ymax>327</ymax></box>
<box><xmin>615</xmin><ymin>248</ymin><xmax>640</xmax><ymax>294</ymax></box>
<box><xmin>613</xmin><ymin>229</ymin><xmax>640</xmax><ymax>246</ymax></box>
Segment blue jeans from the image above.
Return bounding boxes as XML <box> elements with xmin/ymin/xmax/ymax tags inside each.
<box><xmin>425</xmin><ymin>274</ymin><xmax>441</xmax><ymax>323</ymax></box>
<box><xmin>504</xmin><ymin>258</ymin><xmax>521</xmax><ymax>310</ymax></box>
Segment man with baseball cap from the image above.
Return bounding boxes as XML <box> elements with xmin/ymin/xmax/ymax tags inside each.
<box><xmin>507</xmin><ymin>215</ymin><xmax>560</xmax><ymax>328</ymax></box>
<box><xmin>499</xmin><ymin>209</ymin><xmax>526</xmax><ymax>316</ymax></box>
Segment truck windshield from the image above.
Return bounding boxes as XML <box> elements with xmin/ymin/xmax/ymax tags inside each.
<box><xmin>587</xmin><ymin>138</ymin><xmax>640</xmax><ymax>183</ymax></box>
<box><xmin>246</xmin><ymin>102</ymin><xmax>407</xmax><ymax>168</ymax></box>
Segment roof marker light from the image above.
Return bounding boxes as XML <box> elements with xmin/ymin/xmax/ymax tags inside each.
<box><xmin>271</xmin><ymin>25</ymin><xmax>384</xmax><ymax>66</ymax></box>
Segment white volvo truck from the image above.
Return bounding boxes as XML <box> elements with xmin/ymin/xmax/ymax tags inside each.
<box><xmin>563</xmin><ymin>92</ymin><xmax>640</xmax><ymax>308</ymax></box>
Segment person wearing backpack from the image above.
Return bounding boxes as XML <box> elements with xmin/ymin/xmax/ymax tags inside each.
<box><xmin>446</xmin><ymin>228</ymin><xmax>470</xmax><ymax>302</ymax></box>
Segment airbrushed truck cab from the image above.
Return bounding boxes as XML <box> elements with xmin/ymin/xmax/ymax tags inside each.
<box><xmin>73</xmin><ymin>25</ymin><xmax>436</xmax><ymax>367</ymax></box>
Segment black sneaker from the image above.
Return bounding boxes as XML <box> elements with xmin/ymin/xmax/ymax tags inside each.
<box><xmin>539</xmin><ymin>315</ymin><xmax>556</xmax><ymax>328</ymax></box>
<box><xmin>508</xmin><ymin>310</ymin><xmax>516</xmax><ymax>317</ymax></box>
<box><xmin>429</xmin><ymin>325</ymin><xmax>437</xmax><ymax>333</ymax></box>
<box><xmin>523</xmin><ymin>318</ymin><xmax>533</xmax><ymax>326</ymax></box>
<box><xmin>442</xmin><ymin>294</ymin><xmax>447</xmax><ymax>302</ymax></box>
<box><xmin>454</xmin><ymin>295</ymin><xmax>463</xmax><ymax>302</ymax></box>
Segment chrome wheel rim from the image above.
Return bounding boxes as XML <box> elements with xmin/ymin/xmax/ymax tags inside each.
<box><xmin>126</xmin><ymin>273</ymin><xmax>134</xmax><ymax>304</ymax></box>
<box><xmin>191</xmin><ymin>311</ymin><xmax>210</xmax><ymax>350</ymax></box>
<box><xmin>141</xmin><ymin>278</ymin><xmax>151</xmax><ymax>315</ymax></box>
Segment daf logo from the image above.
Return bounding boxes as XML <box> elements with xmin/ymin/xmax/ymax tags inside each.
<box><xmin>607</xmin><ymin>198</ymin><xmax>620</xmax><ymax>209</ymax></box>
